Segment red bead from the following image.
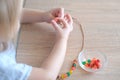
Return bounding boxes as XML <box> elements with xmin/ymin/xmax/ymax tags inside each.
<box><xmin>97</xmin><ymin>59</ymin><xmax>100</xmax><ymax>63</ymax></box>
<box><xmin>88</xmin><ymin>63</ymin><xmax>90</xmax><ymax>67</ymax></box>
<box><xmin>96</xmin><ymin>63</ymin><xmax>101</xmax><ymax>69</ymax></box>
<box><xmin>92</xmin><ymin>65</ymin><xmax>97</xmax><ymax>69</ymax></box>
<box><xmin>85</xmin><ymin>64</ymin><xmax>89</xmax><ymax>68</ymax></box>
<box><xmin>71</xmin><ymin>67</ymin><xmax>76</xmax><ymax>70</ymax></box>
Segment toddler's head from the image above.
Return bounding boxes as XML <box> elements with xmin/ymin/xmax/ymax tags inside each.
<box><xmin>0</xmin><ymin>0</ymin><xmax>23</xmax><ymax>42</ymax></box>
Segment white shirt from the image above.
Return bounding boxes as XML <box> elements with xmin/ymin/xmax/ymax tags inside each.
<box><xmin>0</xmin><ymin>42</ymin><xmax>32</xmax><ymax>80</ymax></box>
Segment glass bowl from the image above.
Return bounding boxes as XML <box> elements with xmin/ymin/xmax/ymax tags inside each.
<box><xmin>78</xmin><ymin>49</ymin><xmax>107</xmax><ymax>72</ymax></box>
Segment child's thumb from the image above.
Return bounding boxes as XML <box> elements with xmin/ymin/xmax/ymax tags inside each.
<box><xmin>51</xmin><ymin>20</ymin><xmax>62</xmax><ymax>32</ymax></box>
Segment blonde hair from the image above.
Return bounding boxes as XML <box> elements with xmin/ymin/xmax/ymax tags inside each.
<box><xmin>0</xmin><ymin>0</ymin><xmax>23</xmax><ymax>42</ymax></box>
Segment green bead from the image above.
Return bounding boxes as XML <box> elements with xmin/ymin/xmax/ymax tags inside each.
<box><xmin>66</xmin><ymin>72</ymin><xmax>71</xmax><ymax>77</ymax></box>
<box><xmin>82</xmin><ymin>61</ymin><xmax>86</xmax><ymax>65</ymax></box>
<box><xmin>87</xmin><ymin>59</ymin><xmax>91</xmax><ymax>63</ymax></box>
<box><xmin>73</xmin><ymin>63</ymin><xmax>76</xmax><ymax>67</ymax></box>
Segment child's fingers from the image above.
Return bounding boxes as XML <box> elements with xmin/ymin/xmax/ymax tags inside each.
<box><xmin>51</xmin><ymin>20</ymin><xmax>62</xmax><ymax>32</ymax></box>
<box><xmin>64</xmin><ymin>14</ymin><xmax>73</xmax><ymax>31</ymax></box>
<box><xmin>64</xmin><ymin>14</ymin><xmax>73</xmax><ymax>24</ymax></box>
<box><xmin>56</xmin><ymin>18</ymin><xmax>68</xmax><ymax>28</ymax></box>
<box><xmin>58</xmin><ymin>8</ymin><xmax>64</xmax><ymax>18</ymax></box>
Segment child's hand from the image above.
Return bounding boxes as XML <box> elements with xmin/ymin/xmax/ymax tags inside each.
<box><xmin>45</xmin><ymin>8</ymin><xmax>64</xmax><ymax>23</ymax></box>
<box><xmin>51</xmin><ymin>14</ymin><xmax>73</xmax><ymax>40</ymax></box>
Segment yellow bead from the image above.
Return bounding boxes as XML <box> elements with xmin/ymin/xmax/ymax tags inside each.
<box><xmin>69</xmin><ymin>70</ymin><xmax>73</xmax><ymax>74</ymax></box>
<box><xmin>61</xmin><ymin>74</ymin><xmax>67</xmax><ymax>79</ymax></box>
<box><xmin>61</xmin><ymin>74</ymin><xmax>65</xmax><ymax>79</ymax></box>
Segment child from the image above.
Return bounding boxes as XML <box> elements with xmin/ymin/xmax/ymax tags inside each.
<box><xmin>0</xmin><ymin>0</ymin><xmax>73</xmax><ymax>80</ymax></box>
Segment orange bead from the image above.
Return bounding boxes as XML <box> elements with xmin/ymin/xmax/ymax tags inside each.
<box><xmin>85</xmin><ymin>64</ymin><xmax>89</xmax><ymax>68</ymax></box>
<box><xmin>90</xmin><ymin>61</ymin><xmax>94</xmax><ymax>68</ymax></box>
<box><xmin>61</xmin><ymin>74</ymin><xmax>67</xmax><ymax>79</ymax></box>
<box><xmin>64</xmin><ymin>74</ymin><xmax>68</xmax><ymax>78</ymax></box>
<box><xmin>92</xmin><ymin>59</ymin><xmax>96</xmax><ymax>63</ymax></box>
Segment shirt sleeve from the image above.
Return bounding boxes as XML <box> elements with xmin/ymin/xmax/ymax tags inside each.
<box><xmin>1</xmin><ymin>63</ymin><xmax>32</xmax><ymax>80</ymax></box>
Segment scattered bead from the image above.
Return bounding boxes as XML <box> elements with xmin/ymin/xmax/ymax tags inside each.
<box><xmin>97</xmin><ymin>59</ymin><xmax>100</xmax><ymax>63</ymax></box>
<box><xmin>85</xmin><ymin>63</ymin><xmax>89</xmax><ymax>68</ymax></box>
<box><xmin>87</xmin><ymin>59</ymin><xmax>91</xmax><ymax>63</ymax></box>
<box><xmin>82</xmin><ymin>58</ymin><xmax>101</xmax><ymax>70</ymax></box>
<box><xmin>82</xmin><ymin>61</ymin><xmax>86</xmax><ymax>65</ymax></box>
<box><xmin>93</xmin><ymin>65</ymin><xmax>97</xmax><ymax>69</ymax></box>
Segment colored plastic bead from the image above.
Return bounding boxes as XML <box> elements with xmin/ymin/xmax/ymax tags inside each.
<box><xmin>57</xmin><ymin>59</ymin><xmax>78</xmax><ymax>79</ymax></box>
<box><xmin>66</xmin><ymin>72</ymin><xmax>71</xmax><ymax>77</ymax></box>
<box><xmin>96</xmin><ymin>62</ymin><xmax>101</xmax><ymax>69</ymax></box>
<box><xmin>90</xmin><ymin>61</ymin><xmax>94</xmax><ymax>67</ymax></box>
<box><xmin>61</xmin><ymin>74</ymin><xmax>65</xmax><ymax>79</ymax></box>
<box><xmin>85</xmin><ymin>64</ymin><xmax>89</xmax><ymax>67</ymax></box>
<box><xmin>73</xmin><ymin>63</ymin><xmax>76</xmax><ymax>67</ymax></box>
<box><xmin>97</xmin><ymin>59</ymin><xmax>100</xmax><ymax>63</ymax></box>
<box><xmin>93</xmin><ymin>58</ymin><xmax>97</xmax><ymax>60</ymax></box>
<box><xmin>61</xmin><ymin>74</ymin><xmax>68</xmax><ymax>79</ymax></box>
<box><xmin>82</xmin><ymin>61</ymin><xmax>86</xmax><ymax>65</ymax></box>
<box><xmin>71</xmin><ymin>67</ymin><xmax>76</xmax><ymax>70</ymax></box>
<box><xmin>82</xmin><ymin>58</ymin><xmax>101</xmax><ymax>70</ymax></box>
<box><xmin>87</xmin><ymin>59</ymin><xmax>91</xmax><ymax>63</ymax></box>
<box><xmin>64</xmin><ymin>74</ymin><xmax>68</xmax><ymax>78</ymax></box>
<box><xmin>69</xmin><ymin>70</ymin><xmax>73</xmax><ymax>74</ymax></box>
<box><xmin>92</xmin><ymin>65</ymin><xmax>97</xmax><ymax>69</ymax></box>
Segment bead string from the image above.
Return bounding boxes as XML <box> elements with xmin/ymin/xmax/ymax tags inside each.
<box><xmin>57</xmin><ymin>59</ymin><xmax>77</xmax><ymax>80</ymax></box>
<box><xmin>56</xmin><ymin>17</ymin><xmax>85</xmax><ymax>80</ymax></box>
